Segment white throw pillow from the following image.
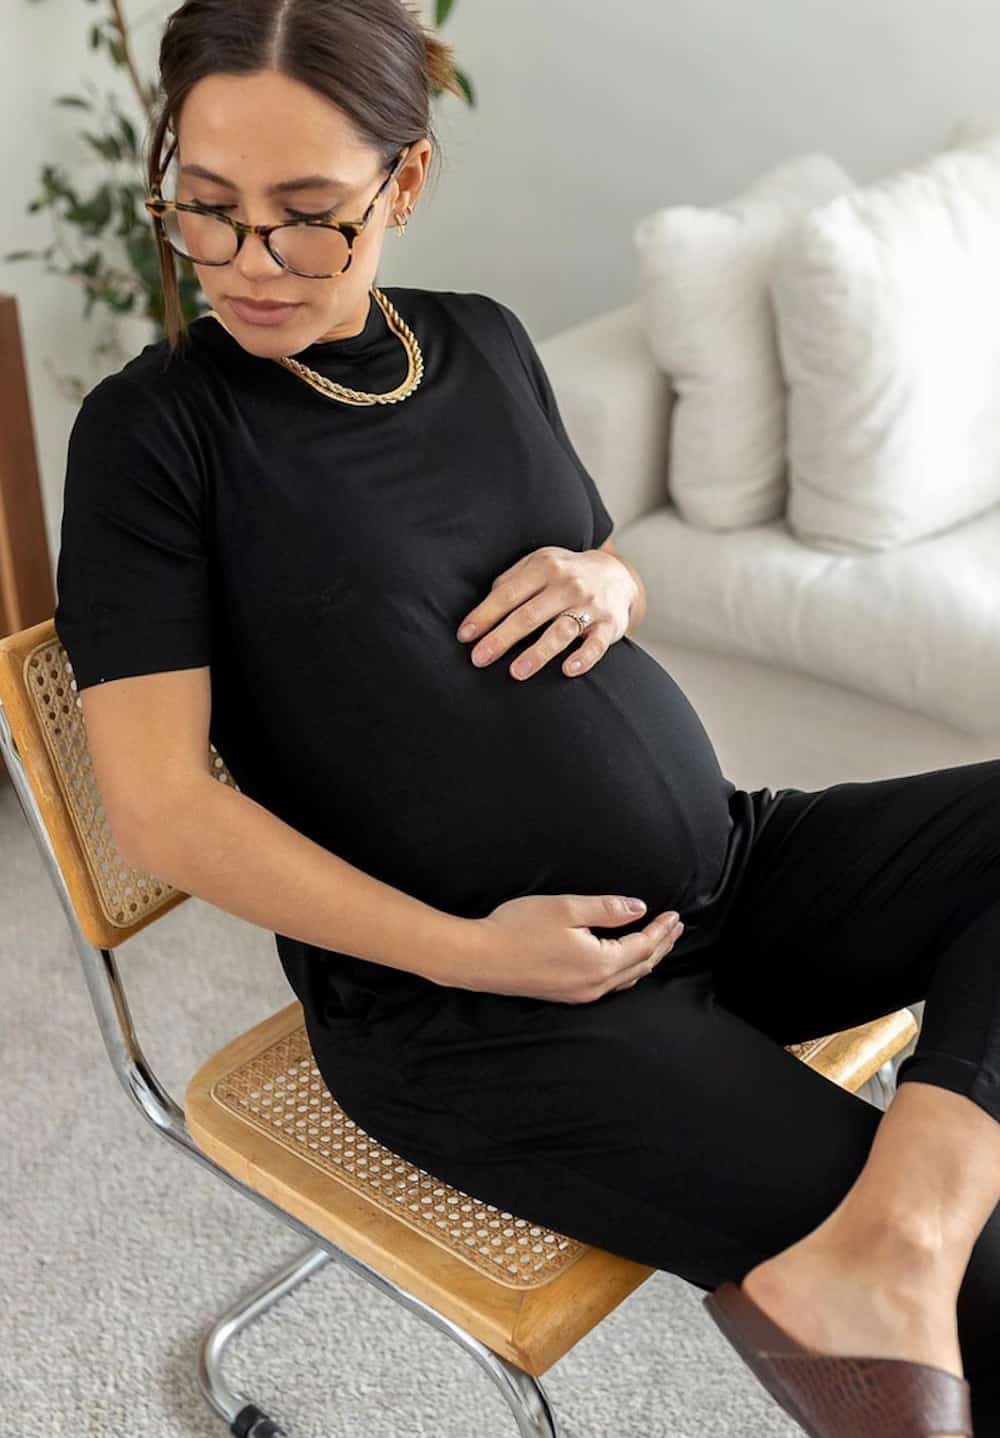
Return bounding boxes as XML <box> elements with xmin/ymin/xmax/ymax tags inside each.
<box><xmin>771</xmin><ymin>134</ymin><xmax>1000</xmax><ymax>553</ymax></box>
<box><xmin>633</xmin><ymin>154</ymin><xmax>854</xmax><ymax>530</ymax></box>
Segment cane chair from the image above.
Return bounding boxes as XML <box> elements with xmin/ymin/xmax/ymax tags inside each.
<box><xmin>0</xmin><ymin>616</ymin><xmax>919</xmax><ymax>1438</ymax></box>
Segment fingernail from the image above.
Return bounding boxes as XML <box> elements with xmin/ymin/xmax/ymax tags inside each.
<box><xmin>458</xmin><ymin>623</ymin><xmax>476</xmax><ymax>639</ymax></box>
<box><xmin>626</xmin><ymin>898</ymin><xmax>646</xmax><ymax>912</ymax></box>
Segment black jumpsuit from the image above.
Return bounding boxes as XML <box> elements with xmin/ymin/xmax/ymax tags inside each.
<box><xmin>54</xmin><ymin>285</ymin><xmax>1000</xmax><ymax>1430</ymax></box>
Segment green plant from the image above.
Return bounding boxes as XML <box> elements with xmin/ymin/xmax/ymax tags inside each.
<box><xmin>6</xmin><ymin>0</ymin><xmax>473</xmax><ymax>403</ymax></box>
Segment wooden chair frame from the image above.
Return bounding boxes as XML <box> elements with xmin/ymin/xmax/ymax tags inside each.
<box><xmin>0</xmin><ymin>617</ymin><xmax>917</xmax><ymax>1438</ymax></box>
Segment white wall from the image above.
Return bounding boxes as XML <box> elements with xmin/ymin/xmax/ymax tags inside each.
<box><xmin>4</xmin><ymin>0</ymin><xmax>1000</xmax><ymax>561</ymax></box>
<box><xmin>2</xmin><ymin>0</ymin><xmax>161</xmax><ymax>565</ymax></box>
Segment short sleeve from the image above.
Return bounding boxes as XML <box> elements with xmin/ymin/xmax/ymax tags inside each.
<box><xmin>492</xmin><ymin>299</ymin><xmax>615</xmax><ymax>547</ymax></box>
<box><xmin>54</xmin><ymin>374</ymin><xmax>213</xmax><ymax>692</ymax></box>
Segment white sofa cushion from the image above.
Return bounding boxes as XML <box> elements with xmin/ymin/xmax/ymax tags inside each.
<box><xmin>633</xmin><ymin>153</ymin><xmax>854</xmax><ymax>532</ymax></box>
<box><xmin>619</xmin><ymin>502</ymin><xmax>1000</xmax><ymax>737</ymax></box>
<box><xmin>771</xmin><ymin>135</ymin><xmax>1000</xmax><ymax>553</ymax></box>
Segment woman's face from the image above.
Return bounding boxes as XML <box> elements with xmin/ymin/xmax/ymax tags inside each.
<box><xmin>172</xmin><ymin>68</ymin><xmax>430</xmax><ymax>354</ymax></box>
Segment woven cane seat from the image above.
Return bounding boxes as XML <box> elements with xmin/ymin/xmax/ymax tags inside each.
<box><xmin>185</xmin><ymin>999</ymin><xmax>917</xmax><ymax>1375</ymax></box>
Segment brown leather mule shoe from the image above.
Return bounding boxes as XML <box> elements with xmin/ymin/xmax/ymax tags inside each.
<box><xmin>703</xmin><ymin>1279</ymin><xmax>974</xmax><ymax>1438</ymax></box>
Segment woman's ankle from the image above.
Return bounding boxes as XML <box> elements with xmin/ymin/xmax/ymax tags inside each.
<box><xmin>789</xmin><ymin>1206</ymin><xmax>962</xmax><ymax>1305</ymax></box>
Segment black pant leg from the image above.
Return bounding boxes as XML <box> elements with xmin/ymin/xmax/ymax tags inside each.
<box><xmin>313</xmin><ymin>970</ymin><xmax>887</xmax><ymax>1297</ymax></box>
<box><xmin>316</xmin><ymin>973</ymin><xmax>1000</xmax><ymax>1427</ymax></box>
<box><xmin>705</xmin><ymin>757</ymin><xmax>1000</xmax><ymax>1422</ymax></box>
<box><xmin>711</xmin><ymin>757</ymin><xmax>1000</xmax><ymax>1120</ymax></box>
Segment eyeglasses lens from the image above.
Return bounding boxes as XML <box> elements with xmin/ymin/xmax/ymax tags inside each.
<box><xmin>160</xmin><ymin>209</ymin><xmax>349</xmax><ymax>277</ymax></box>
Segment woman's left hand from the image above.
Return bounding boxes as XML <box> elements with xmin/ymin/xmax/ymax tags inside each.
<box><xmin>455</xmin><ymin>546</ymin><xmax>639</xmax><ymax>680</ymax></box>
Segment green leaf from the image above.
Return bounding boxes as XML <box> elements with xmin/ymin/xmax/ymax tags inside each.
<box><xmin>60</xmin><ymin>182</ymin><xmax>112</xmax><ymax>232</ymax></box>
<box><xmin>87</xmin><ymin>184</ymin><xmax>114</xmax><ymax>234</ymax></box>
<box><xmin>81</xmin><ymin>130</ymin><xmax>123</xmax><ymax>162</ymax></box>
<box><xmin>2</xmin><ymin>250</ymin><xmax>39</xmax><ymax>262</ymax></box>
<box><xmin>67</xmin><ymin>251</ymin><xmax>103</xmax><ymax>279</ymax></box>
<box><xmin>453</xmin><ymin>67</ymin><xmax>475</xmax><ymax>106</ymax></box>
<box><xmin>54</xmin><ymin>95</ymin><xmax>92</xmax><ymax>110</ymax></box>
<box><xmin>115</xmin><ymin>183</ymin><xmax>139</xmax><ymax>237</ymax></box>
<box><xmin>435</xmin><ymin>0</ymin><xmax>455</xmax><ymax>24</ymax></box>
<box><xmin>39</xmin><ymin>166</ymin><xmax>78</xmax><ymax>204</ymax></box>
<box><xmin>116</xmin><ymin>113</ymin><xmax>138</xmax><ymax>158</ymax></box>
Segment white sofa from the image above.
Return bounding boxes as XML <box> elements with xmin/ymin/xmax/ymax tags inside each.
<box><xmin>538</xmin><ymin>301</ymin><xmax>1000</xmax><ymax>796</ymax></box>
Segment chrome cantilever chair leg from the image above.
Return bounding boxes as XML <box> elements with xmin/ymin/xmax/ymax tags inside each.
<box><xmin>198</xmin><ymin>1244</ymin><xmax>331</xmax><ymax>1438</ymax></box>
<box><xmin>199</xmin><ymin>1241</ymin><xmax>562</xmax><ymax>1438</ymax></box>
<box><xmin>0</xmin><ymin>700</ymin><xmax>563</xmax><ymax>1438</ymax></box>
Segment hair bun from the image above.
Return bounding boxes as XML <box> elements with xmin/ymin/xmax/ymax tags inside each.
<box><xmin>423</xmin><ymin>27</ymin><xmax>464</xmax><ymax>99</ymax></box>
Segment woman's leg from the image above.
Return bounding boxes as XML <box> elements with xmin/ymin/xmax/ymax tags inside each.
<box><xmin>312</xmin><ymin>760</ymin><xmax>1000</xmax><ymax>1432</ymax></box>
<box><xmin>710</xmin><ymin>757</ymin><xmax>1000</xmax><ymax>1431</ymax></box>
<box><xmin>741</xmin><ymin>1082</ymin><xmax>1000</xmax><ymax>1437</ymax></box>
<box><xmin>321</xmin><ymin>967</ymin><xmax>1000</xmax><ymax>1430</ymax></box>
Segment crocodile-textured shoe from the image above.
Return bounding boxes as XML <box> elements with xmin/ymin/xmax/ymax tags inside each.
<box><xmin>703</xmin><ymin>1279</ymin><xmax>973</xmax><ymax>1438</ymax></box>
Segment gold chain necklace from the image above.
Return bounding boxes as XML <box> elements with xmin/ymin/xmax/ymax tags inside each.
<box><xmin>205</xmin><ymin>285</ymin><xmax>424</xmax><ymax>406</ymax></box>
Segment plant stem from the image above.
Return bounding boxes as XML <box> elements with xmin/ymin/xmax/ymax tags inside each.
<box><xmin>107</xmin><ymin>0</ymin><xmax>153</xmax><ymax>119</ymax></box>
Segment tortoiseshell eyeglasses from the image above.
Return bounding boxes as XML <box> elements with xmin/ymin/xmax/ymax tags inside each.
<box><xmin>143</xmin><ymin>137</ymin><xmax>411</xmax><ymax>279</ymax></box>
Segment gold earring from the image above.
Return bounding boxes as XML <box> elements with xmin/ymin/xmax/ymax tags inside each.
<box><xmin>395</xmin><ymin>205</ymin><xmax>412</xmax><ymax>236</ymax></box>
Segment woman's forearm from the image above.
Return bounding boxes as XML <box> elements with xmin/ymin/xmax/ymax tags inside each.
<box><xmin>119</xmin><ymin>774</ymin><xmax>478</xmax><ymax>986</ymax></box>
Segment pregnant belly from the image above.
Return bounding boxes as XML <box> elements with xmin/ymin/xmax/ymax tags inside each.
<box><xmin>296</xmin><ymin>629</ymin><xmax>742</xmax><ymax>928</ymax></box>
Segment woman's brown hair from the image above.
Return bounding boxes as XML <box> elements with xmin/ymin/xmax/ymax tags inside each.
<box><xmin>145</xmin><ymin>0</ymin><xmax>463</xmax><ymax>356</ymax></box>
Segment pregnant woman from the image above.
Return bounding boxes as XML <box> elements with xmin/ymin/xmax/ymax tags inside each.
<box><xmin>54</xmin><ymin>5</ymin><xmax>1000</xmax><ymax>1436</ymax></box>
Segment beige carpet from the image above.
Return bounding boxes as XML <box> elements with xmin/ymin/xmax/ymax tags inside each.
<box><xmin>1</xmin><ymin>777</ymin><xmax>912</xmax><ymax>1438</ymax></box>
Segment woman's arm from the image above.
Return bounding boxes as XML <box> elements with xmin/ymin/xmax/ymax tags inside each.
<box><xmin>118</xmin><ymin>766</ymin><xmax>479</xmax><ymax>988</ymax></box>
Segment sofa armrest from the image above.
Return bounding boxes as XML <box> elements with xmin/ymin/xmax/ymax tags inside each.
<box><xmin>536</xmin><ymin>301</ymin><xmax>674</xmax><ymax>533</ymax></box>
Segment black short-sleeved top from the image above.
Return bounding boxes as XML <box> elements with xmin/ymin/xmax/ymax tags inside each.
<box><xmin>55</xmin><ymin>284</ymin><xmax>760</xmax><ymax>1029</ymax></box>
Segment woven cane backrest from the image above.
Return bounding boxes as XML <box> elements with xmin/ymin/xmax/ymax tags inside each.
<box><xmin>0</xmin><ymin>619</ymin><xmax>237</xmax><ymax>948</ymax></box>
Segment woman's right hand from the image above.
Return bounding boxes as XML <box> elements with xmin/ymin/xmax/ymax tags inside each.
<box><xmin>465</xmin><ymin>894</ymin><xmax>685</xmax><ymax>1004</ymax></box>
